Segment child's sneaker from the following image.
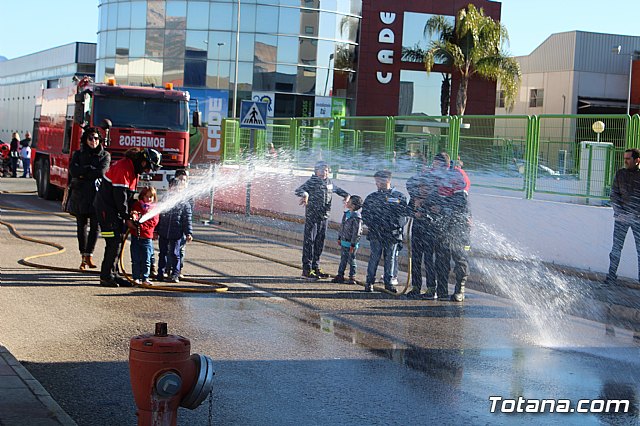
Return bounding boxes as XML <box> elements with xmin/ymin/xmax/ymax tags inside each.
<box><xmin>364</xmin><ymin>283</ymin><xmax>374</xmax><ymax>292</ymax></box>
<box><xmin>346</xmin><ymin>277</ymin><xmax>358</xmax><ymax>284</ymax></box>
<box><xmin>141</xmin><ymin>280</ymin><xmax>153</xmax><ymax>286</ymax></box>
<box><xmin>302</xmin><ymin>270</ymin><xmax>319</xmax><ymax>281</ymax></box>
<box><xmin>314</xmin><ymin>269</ymin><xmax>329</xmax><ymax>279</ymax></box>
<box><xmin>169</xmin><ymin>275</ymin><xmax>179</xmax><ymax>283</ymax></box>
<box><xmin>331</xmin><ymin>275</ymin><xmax>345</xmax><ymax>283</ymax></box>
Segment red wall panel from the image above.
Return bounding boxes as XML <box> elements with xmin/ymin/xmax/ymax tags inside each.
<box><xmin>356</xmin><ymin>0</ymin><xmax>501</xmax><ymax>116</ymax></box>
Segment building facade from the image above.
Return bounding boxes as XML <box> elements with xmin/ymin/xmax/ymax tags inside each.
<box><xmin>96</xmin><ymin>0</ymin><xmax>501</xmax><ymax>118</ymax></box>
<box><xmin>0</xmin><ymin>43</ymin><xmax>95</xmax><ymax>141</ymax></box>
<box><xmin>495</xmin><ymin>31</ymin><xmax>640</xmax><ymax>116</ymax></box>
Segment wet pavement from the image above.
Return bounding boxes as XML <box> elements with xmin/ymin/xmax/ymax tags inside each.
<box><xmin>1</xmin><ymin>178</ymin><xmax>640</xmax><ymax>425</ymax></box>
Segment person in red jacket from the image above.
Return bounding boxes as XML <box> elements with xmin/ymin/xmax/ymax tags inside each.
<box><xmin>128</xmin><ymin>186</ymin><xmax>159</xmax><ymax>286</ymax></box>
<box><xmin>94</xmin><ymin>147</ymin><xmax>162</xmax><ymax>287</ymax></box>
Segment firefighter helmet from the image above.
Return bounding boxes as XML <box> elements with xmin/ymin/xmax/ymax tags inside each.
<box><xmin>143</xmin><ymin>148</ymin><xmax>162</xmax><ymax>172</ymax></box>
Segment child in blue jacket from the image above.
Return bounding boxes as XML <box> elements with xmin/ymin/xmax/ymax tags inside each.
<box><xmin>331</xmin><ymin>195</ymin><xmax>363</xmax><ymax>284</ymax></box>
<box><xmin>156</xmin><ymin>178</ymin><xmax>193</xmax><ymax>283</ymax></box>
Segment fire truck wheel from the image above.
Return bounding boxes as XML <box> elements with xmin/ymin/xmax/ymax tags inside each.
<box><xmin>35</xmin><ymin>158</ymin><xmax>44</xmax><ymax>198</ymax></box>
<box><xmin>40</xmin><ymin>158</ymin><xmax>57</xmax><ymax>200</ymax></box>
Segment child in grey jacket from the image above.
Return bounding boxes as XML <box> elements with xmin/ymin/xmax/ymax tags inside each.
<box><xmin>331</xmin><ymin>195</ymin><xmax>363</xmax><ymax>284</ymax></box>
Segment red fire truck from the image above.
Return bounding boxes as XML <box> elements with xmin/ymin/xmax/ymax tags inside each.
<box><xmin>32</xmin><ymin>77</ymin><xmax>198</xmax><ymax>199</ymax></box>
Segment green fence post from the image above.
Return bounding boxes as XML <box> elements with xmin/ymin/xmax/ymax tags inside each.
<box><xmin>385</xmin><ymin>116</ymin><xmax>395</xmax><ymax>161</ymax></box>
<box><xmin>524</xmin><ymin>116</ymin><xmax>539</xmax><ymax>199</ymax></box>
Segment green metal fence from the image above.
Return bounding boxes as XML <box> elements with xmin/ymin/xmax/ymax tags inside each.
<box><xmin>221</xmin><ymin>113</ymin><xmax>640</xmax><ymax>201</ymax></box>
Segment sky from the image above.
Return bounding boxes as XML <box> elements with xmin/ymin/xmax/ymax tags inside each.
<box><xmin>0</xmin><ymin>0</ymin><xmax>638</xmax><ymax>60</ymax></box>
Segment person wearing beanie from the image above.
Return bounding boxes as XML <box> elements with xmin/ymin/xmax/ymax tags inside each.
<box><xmin>295</xmin><ymin>161</ymin><xmax>350</xmax><ymax>280</ymax></box>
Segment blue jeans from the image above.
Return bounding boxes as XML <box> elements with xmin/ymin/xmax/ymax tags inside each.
<box><xmin>130</xmin><ymin>236</ymin><xmax>154</xmax><ymax>280</ymax></box>
<box><xmin>366</xmin><ymin>239</ymin><xmax>398</xmax><ymax>286</ymax></box>
<box><xmin>21</xmin><ymin>158</ymin><xmax>30</xmax><ymax>177</ymax></box>
<box><xmin>337</xmin><ymin>246</ymin><xmax>357</xmax><ymax>278</ymax></box>
<box><xmin>608</xmin><ymin>219</ymin><xmax>640</xmax><ymax>281</ymax></box>
<box><xmin>158</xmin><ymin>236</ymin><xmax>182</xmax><ymax>279</ymax></box>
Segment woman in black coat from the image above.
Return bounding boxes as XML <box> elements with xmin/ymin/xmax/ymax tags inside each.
<box><xmin>69</xmin><ymin>128</ymin><xmax>111</xmax><ymax>270</ymax></box>
<box><xmin>9</xmin><ymin>132</ymin><xmax>20</xmax><ymax>177</ymax></box>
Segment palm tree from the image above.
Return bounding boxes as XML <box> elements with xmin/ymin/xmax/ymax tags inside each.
<box><xmin>402</xmin><ymin>15</ymin><xmax>455</xmax><ymax>116</ymax></box>
<box><xmin>422</xmin><ymin>4</ymin><xmax>521</xmax><ymax>116</ymax></box>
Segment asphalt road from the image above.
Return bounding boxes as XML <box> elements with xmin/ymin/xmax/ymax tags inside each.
<box><xmin>1</xmin><ymin>178</ymin><xmax>640</xmax><ymax>425</ymax></box>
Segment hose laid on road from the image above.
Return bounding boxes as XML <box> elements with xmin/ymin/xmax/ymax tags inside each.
<box><xmin>0</xmin><ymin>204</ymin><xmax>228</xmax><ymax>293</ymax></box>
<box><xmin>1</xmin><ymin>199</ymin><xmax>413</xmax><ymax>296</ymax></box>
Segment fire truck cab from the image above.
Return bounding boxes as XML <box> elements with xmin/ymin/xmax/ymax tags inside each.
<box><xmin>33</xmin><ymin>77</ymin><xmax>198</xmax><ymax>199</ymax></box>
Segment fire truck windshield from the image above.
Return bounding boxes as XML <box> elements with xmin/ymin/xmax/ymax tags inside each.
<box><xmin>92</xmin><ymin>96</ymin><xmax>189</xmax><ymax>131</ymax></box>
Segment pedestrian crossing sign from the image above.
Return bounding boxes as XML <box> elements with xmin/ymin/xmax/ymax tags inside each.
<box><xmin>240</xmin><ymin>101</ymin><xmax>268</xmax><ymax>130</ymax></box>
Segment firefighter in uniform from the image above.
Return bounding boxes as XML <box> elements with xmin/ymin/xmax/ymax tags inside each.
<box><xmin>95</xmin><ymin>148</ymin><xmax>162</xmax><ymax>287</ymax></box>
<box><xmin>438</xmin><ymin>161</ymin><xmax>471</xmax><ymax>302</ymax></box>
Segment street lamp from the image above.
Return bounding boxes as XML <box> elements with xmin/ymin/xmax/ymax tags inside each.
<box><xmin>612</xmin><ymin>45</ymin><xmax>638</xmax><ymax>116</ymax></box>
<box><xmin>216</xmin><ymin>42</ymin><xmax>225</xmax><ymax>89</ymax></box>
<box><xmin>323</xmin><ymin>53</ymin><xmax>334</xmax><ymax>96</ymax></box>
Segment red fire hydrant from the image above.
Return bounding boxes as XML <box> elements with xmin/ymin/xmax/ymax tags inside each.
<box><xmin>129</xmin><ymin>322</ymin><xmax>215</xmax><ymax>426</ymax></box>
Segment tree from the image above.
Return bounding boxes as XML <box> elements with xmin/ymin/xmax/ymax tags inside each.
<box><xmin>402</xmin><ymin>15</ymin><xmax>455</xmax><ymax>116</ymax></box>
<box><xmin>422</xmin><ymin>4</ymin><xmax>521</xmax><ymax>116</ymax></box>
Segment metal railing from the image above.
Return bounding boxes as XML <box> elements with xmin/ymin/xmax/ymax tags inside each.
<box><xmin>221</xmin><ymin>113</ymin><xmax>640</xmax><ymax>201</ymax></box>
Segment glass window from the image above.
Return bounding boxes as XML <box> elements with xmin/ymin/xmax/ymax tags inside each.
<box><xmin>92</xmin><ymin>95</ymin><xmax>188</xmax><ymax>131</ymax></box>
<box><xmin>166</xmin><ymin>1</ymin><xmax>187</xmax><ymax>18</ymax></box>
<box><xmin>299</xmin><ymin>38</ymin><xmax>317</xmax><ymax>66</ymax></box>
<box><xmin>146</xmin><ymin>29</ymin><xmax>165</xmax><ymax>58</ymax></box>
<box><xmin>235</xmin><ymin>61</ymin><xmax>254</xmax><ymax>92</ymax></box>
<box><xmin>106</xmin><ymin>31</ymin><xmax>116</xmax><ymax>58</ymax></box>
<box><xmin>207</xmin><ymin>32</ymin><xmax>232</xmax><ymax>61</ymax></box>
<box><xmin>277</xmin><ymin>36</ymin><xmax>299</xmax><ymax>65</ymax></box>
<box><xmin>278</xmin><ymin>7</ymin><xmax>300</xmax><ymax>36</ymax></box>
<box><xmin>99</xmin><ymin>32</ymin><xmax>107</xmax><ymax>59</ymax></box>
<box><xmin>297</xmin><ymin>66</ymin><xmax>317</xmax><ymax>94</ymax></box>
<box><xmin>398</xmin><ymin>70</ymin><xmax>448</xmax><ymax>116</ymax></box>
<box><xmin>143</xmin><ymin>58</ymin><xmax>163</xmax><ymax>86</ymax></box>
<box><xmin>255</xmin><ymin>34</ymin><xmax>277</xmax><ymax>63</ymax></box>
<box><xmin>187</xmin><ymin>1</ymin><xmax>209</xmax><ymax>30</ymax></box>
<box><xmin>334</xmin><ymin>43</ymin><xmax>355</xmax><ymax>71</ymax></box>
<box><xmin>318</xmin><ymin>11</ymin><xmax>337</xmax><ymax>40</ymax></box>
<box><xmin>128</xmin><ymin>57</ymin><xmax>145</xmax><ymax>77</ymax></box>
<box><xmin>231</xmin><ymin>33</ymin><xmax>255</xmax><ymax>62</ymax></box>
<box><xmin>115</xmin><ymin>56</ymin><xmax>129</xmax><ymax>84</ymax></box>
<box><xmin>107</xmin><ymin>3</ymin><xmax>118</xmax><ymax>30</ymax></box>
<box><xmin>165</xmin><ymin>30</ymin><xmax>186</xmax><ymax>59</ymax></box>
<box><xmin>255</xmin><ymin>5</ymin><xmax>278</xmax><ymax>33</ymax></box>
<box><xmin>116</xmin><ymin>30</ymin><xmax>130</xmax><ymax>51</ymax></box>
<box><xmin>130</xmin><ymin>1</ymin><xmax>147</xmax><ymax>29</ymax></box>
<box><xmin>301</xmin><ymin>9</ymin><xmax>319</xmax><ymax>36</ymax></box>
<box><xmin>210</xmin><ymin>3</ymin><xmax>232</xmax><ymax>31</ymax></box>
<box><xmin>130</xmin><ymin>29</ymin><xmax>146</xmax><ymax>57</ymax></box>
<box><xmin>163</xmin><ymin>57</ymin><xmax>185</xmax><ymax>86</ymax></box>
<box><xmin>402</xmin><ymin>12</ymin><xmax>454</xmax><ymax>64</ymax></box>
<box><xmin>184</xmin><ymin>58</ymin><xmax>207</xmax><ymax>87</ymax></box>
<box><xmin>233</xmin><ymin>4</ymin><xmax>256</xmax><ymax>32</ymax></box>
<box><xmin>104</xmin><ymin>58</ymin><xmax>116</xmax><ymax>78</ymax></box>
<box><xmin>186</xmin><ymin>30</ymin><xmax>208</xmax><ymax>51</ymax></box>
<box><xmin>206</xmin><ymin>60</ymin><xmax>230</xmax><ymax>90</ymax></box>
<box><xmin>496</xmin><ymin>90</ymin><xmax>505</xmax><ymax>108</ymax></box>
<box><xmin>315</xmin><ymin>40</ymin><xmax>334</xmax><ymax>68</ymax></box>
<box><xmin>529</xmin><ymin>89</ymin><xmax>544</xmax><ymax>107</ymax></box>
<box><xmin>338</xmin><ymin>15</ymin><xmax>359</xmax><ymax>43</ymax></box>
<box><xmin>275</xmin><ymin>65</ymin><xmax>296</xmax><ymax>93</ymax></box>
<box><xmin>99</xmin><ymin>4</ymin><xmax>108</xmax><ymax>30</ymax></box>
<box><xmin>147</xmin><ymin>1</ymin><xmax>165</xmax><ymax>29</ymax></box>
<box><xmin>117</xmin><ymin>2</ymin><xmax>131</xmax><ymax>28</ymax></box>
<box><xmin>166</xmin><ymin>1</ymin><xmax>187</xmax><ymax>30</ymax></box>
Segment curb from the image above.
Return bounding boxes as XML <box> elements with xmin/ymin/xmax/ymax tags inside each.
<box><xmin>0</xmin><ymin>345</ymin><xmax>77</xmax><ymax>426</ymax></box>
